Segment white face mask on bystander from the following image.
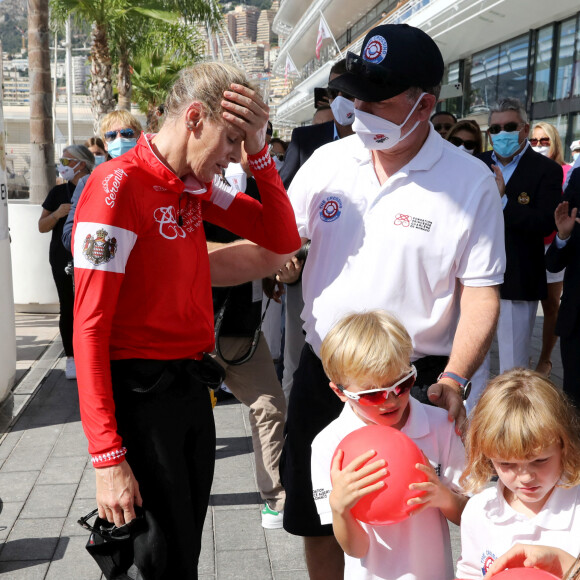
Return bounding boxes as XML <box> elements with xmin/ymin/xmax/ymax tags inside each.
<box><xmin>330</xmin><ymin>96</ymin><xmax>355</xmax><ymax>126</ymax></box>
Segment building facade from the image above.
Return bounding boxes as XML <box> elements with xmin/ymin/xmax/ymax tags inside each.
<box><xmin>273</xmin><ymin>0</ymin><xmax>580</xmax><ymax>155</ymax></box>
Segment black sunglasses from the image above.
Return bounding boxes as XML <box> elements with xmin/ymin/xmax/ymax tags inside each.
<box><xmin>104</xmin><ymin>128</ymin><xmax>136</xmax><ymax>142</ymax></box>
<box><xmin>78</xmin><ymin>509</ymin><xmax>144</xmax><ymax>541</ymax></box>
<box><xmin>529</xmin><ymin>137</ymin><xmax>550</xmax><ymax>147</ymax></box>
<box><xmin>434</xmin><ymin>123</ymin><xmax>454</xmax><ymax>132</ymax></box>
<box><xmin>326</xmin><ymin>87</ymin><xmax>355</xmax><ymax>101</ymax></box>
<box><xmin>488</xmin><ymin>122</ymin><xmax>523</xmax><ymax>135</ymax></box>
<box><xmin>450</xmin><ymin>136</ymin><xmax>478</xmax><ymax>150</ymax></box>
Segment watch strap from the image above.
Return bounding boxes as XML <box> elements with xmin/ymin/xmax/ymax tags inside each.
<box><xmin>437</xmin><ymin>371</ymin><xmax>472</xmax><ymax>400</ymax></box>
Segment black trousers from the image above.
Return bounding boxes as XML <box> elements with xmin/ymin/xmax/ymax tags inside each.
<box><xmin>50</xmin><ymin>258</ymin><xmax>74</xmax><ymax>357</ymax></box>
<box><xmin>560</xmin><ymin>330</ymin><xmax>580</xmax><ymax>411</ymax></box>
<box><xmin>280</xmin><ymin>345</ymin><xmax>447</xmax><ymax>537</ymax></box>
<box><xmin>111</xmin><ymin>360</ymin><xmax>216</xmax><ymax>580</ymax></box>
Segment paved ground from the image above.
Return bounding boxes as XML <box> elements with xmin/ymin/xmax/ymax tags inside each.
<box><xmin>0</xmin><ymin>310</ymin><xmax>562</xmax><ymax>579</ymax></box>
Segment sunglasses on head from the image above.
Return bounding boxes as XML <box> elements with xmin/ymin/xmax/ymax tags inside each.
<box><xmin>336</xmin><ymin>366</ymin><xmax>417</xmax><ymax>406</ymax></box>
<box><xmin>450</xmin><ymin>136</ymin><xmax>477</xmax><ymax>150</ymax></box>
<box><xmin>345</xmin><ymin>51</ymin><xmax>407</xmax><ymax>90</ymax></box>
<box><xmin>104</xmin><ymin>128</ymin><xmax>136</xmax><ymax>142</ymax></box>
<box><xmin>529</xmin><ymin>137</ymin><xmax>550</xmax><ymax>147</ymax></box>
<box><xmin>434</xmin><ymin>123</ymin><xmax>454</xmax><ymax>132</ymax></box>
<box><xmin>59</xmin><ymin>157</ymin><xmax>79</xmax><ymax>166</ymax></box>
<box><xmin>488</xmin><ymin>122</ymin><xmax>523</xmax><ymax>135</ymax></box>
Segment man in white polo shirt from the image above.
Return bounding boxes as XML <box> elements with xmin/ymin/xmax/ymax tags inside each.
<box><xmin>280</xmin><ymin>23</ymin><xmax>506</xmax><ymax>579</ymax></box>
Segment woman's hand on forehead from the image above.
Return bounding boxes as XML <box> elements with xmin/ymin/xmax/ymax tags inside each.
<box><xmin>221</xmin><ymin>83</ymin><xmax>269</xmax><ymax>156</ymax></box>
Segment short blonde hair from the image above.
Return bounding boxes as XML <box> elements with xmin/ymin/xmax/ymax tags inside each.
<box><xmin>320</xmin><ymin>310</ymin><xmax>413</xmax><ymax>387</ymax></box>
<box><xmin>461</xmin><ymin>369</ymin><xmax>580</xmax><ymax>493</ymax></box>
<box><xmin>99</xmin><ymin>110</ymin><xmax>143</xmax><ymax>138</ymax></box>
<box><xmin>165</xmin><ymin>62</ymin><xmax>253</xmax><ymax>122</ymax></box>
<box><xmin>533</xmin><ymin>121</ymin><xmax>565</xmax><ymax>166</ymax></box>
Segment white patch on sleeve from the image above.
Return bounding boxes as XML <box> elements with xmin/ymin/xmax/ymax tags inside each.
<box><xmin>74</xmin><ymin>221</ymin><xmax>137</xmax><ymax>273</ymax></box>
<box><xmin>210</xmin><ymin>177</ymin><xmax>238</xmax><ymax>210</ymax></box>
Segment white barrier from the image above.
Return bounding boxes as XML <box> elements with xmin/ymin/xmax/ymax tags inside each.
<box><xmin>0</xmin><ymin>96</ymin><xmax>16</xmax><ymax>402</ymax></box>
<box><xmin>9</xmin><ymin>201</ymin><xmax>59</xmax><ymax>311</ymax></box>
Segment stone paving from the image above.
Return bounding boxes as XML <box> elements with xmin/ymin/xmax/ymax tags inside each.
<box><xmin>0</xmin><ymin>311</ymin><xmax>562</xmax><ymax>579</ymax></box>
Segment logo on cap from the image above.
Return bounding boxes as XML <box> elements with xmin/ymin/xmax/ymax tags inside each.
<box><xmin>363</xmin><ymin>35</ymin><xmax>388</xmax><ymax>63</ymax></box>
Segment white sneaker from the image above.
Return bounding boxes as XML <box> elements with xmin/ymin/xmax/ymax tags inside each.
<box><xmin>261</xmin><ymin>502</ymin><xmax>284</xmax><ymax>529</ymax></box>
<box><xmin>65</xmin><ymin>358</ymin><xmax>77</xmax><ymax>380</ymax></box>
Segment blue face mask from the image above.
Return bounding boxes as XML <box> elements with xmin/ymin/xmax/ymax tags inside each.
<box><xmin>492</xmin><ymin>131</ymin><xmax>521</xmax><ymax>158</ymax></box>
<box><xmin>108</xmin><ymin>137</ymin><xmax>137</xmax><ymax>159</ymax></box>
<box><xmin>94</xmin><ymin>154</ymin><xmax>106</xmax><ymax>166</ymax></box>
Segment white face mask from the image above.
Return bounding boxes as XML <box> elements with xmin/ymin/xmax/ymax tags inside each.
<box><xmin>57</xmin><ymin>161</ymin><xmax>80</xmax><ymax>181</ymax></box>
<box><xmin>532</xmin><ymin>145</ymin><xmax>550</xmax><ymax>157</ymax></box>
<box><xmin>330</xmin><ymin>96</ymin><xmax>355</xmax><ymax>126</ymax></box>
<box><xmin>458</xmin><ymin>144</ymin><xmax>475</xmax><ymax>155</ymax></box>
<box><xmin>352</xmin><ymin>92</ymin><xmax>426</xmax><ymax>150</ymax></box>
<box><xmin>273</xmin><ymin>156</ymin><xmax>285</xmax><ymax>172</ymax></box>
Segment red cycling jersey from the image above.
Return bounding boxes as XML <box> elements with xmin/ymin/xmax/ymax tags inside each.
<box><xmin>73</xmin><ymin>134</ymin><xmax>299</xmax><ymax>467</ymax></box>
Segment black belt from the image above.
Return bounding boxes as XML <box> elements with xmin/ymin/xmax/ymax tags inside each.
<box><xmin>110</xmin><ymin>355</ymin><xmax>226</xmax><ymax>395</ymax></box>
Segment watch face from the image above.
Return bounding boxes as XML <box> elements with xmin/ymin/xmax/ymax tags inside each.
<box><xmin>463</xmin><ymin>382</ymin><xmax>472</xmax><ymax>401</ymax></box>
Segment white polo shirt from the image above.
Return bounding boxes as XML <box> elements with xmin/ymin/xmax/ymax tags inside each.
<box><xmin>457</xmin><ymin>482</ymin><xmax>580</xmax><ymax>579</ymax></box>
<box><xmin>289</xmin><ymin>127</ymin><xmax>506</xmax><ymax>357</ymax></box>
<box><xmin>311</xmin><ymin>398</ymin><xmax>466</xmax><ymax>580</ymax></box>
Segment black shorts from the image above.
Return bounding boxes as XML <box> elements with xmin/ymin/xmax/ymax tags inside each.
<box><xmin>280</xmin><ymin>345</ymin><xmax>343</xmax><ymax>536</ymax></box>
<box><xmin>280</xmin><ymin>346</ymin><xmax>447</xmax><ymax>537</ymax></box>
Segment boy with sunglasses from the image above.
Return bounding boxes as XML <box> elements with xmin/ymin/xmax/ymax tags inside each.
<box><xmin>311</xmin><ymin>310</ymin><xmax>467</xmax><ymax>580</ymax></box>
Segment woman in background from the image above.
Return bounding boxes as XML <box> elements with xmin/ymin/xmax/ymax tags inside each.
<box><xmin>447</xmin><ymin>119</ymin><xmax>483</xmax><ymax>156</ymax></box>
<box><xmin>530</xmin><ymin>121</ymin><xmax>572</xmax><ymax>377</ymax></box>
<box><xmin>84</xmin><ymin>136</ymin><xmax>107</xmax><ymax>166</ymax></box>
<box><xmin>38</xmin><ymin>145</ymin><xmax>94</xmax><ymax>379</ymax></box>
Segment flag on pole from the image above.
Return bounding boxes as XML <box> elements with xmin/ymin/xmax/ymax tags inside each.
<box><xmin>284</xmin><ymin>54</ymin><xmax>298</xmax><ymax>86</ymax></box>
<box><xmin>316</xmin><ymin>16</ymin><xmax>332</xmax><ymax>60</ymax></box>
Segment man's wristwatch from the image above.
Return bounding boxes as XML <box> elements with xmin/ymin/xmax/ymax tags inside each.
<box><xmin>437</xmin><ymin>371</ymin><xmax>472</xmax><ymax>401</ymax></box>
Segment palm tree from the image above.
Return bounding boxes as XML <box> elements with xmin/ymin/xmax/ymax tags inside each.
<box><xmin>28</xmin><ymin>0</ymin><xmax>55</xmax><ymax>204</ymax></box>
<box><xmin>50</xmin><ymin>0</ymin><xmax>179</xmax><ymax>129</ymax></box>
<box><xmin>131</xmin><ymin>48</ymin><xmax>189</xmax><ymax>132</ymax></box>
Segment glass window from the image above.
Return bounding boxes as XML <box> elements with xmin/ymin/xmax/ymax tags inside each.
<box><xmin>443</xmin><ymin>61</ymin><xmax>462</xmax><ymax>117</ymax></box>
<box><xmin>496</xmin><ymin>34</ymin><xmax>529</xmax><ymax>103</ymax></box>
<box><xmin>470</xmin><ymin>45</ymin><xmax>500</xmax><ymax>113</ymax></box>
<box><xmin>573</xmin><ymin>19</ymin><xmax>580</xmax><ymax>97</ymax></box>
<box><xmin>555</xmin><ymin>17</ymin><xmax>578</xmax><ymax>99</ymax></box>
<box><xmin>469</xmin><ymin>34</ymin><xmax>529</xmax><ymax>114</ymax></box>
<box><xmin>533</xmin><ymin>25</ymin><xmax>554</xmax><ymax>103</ymax></box>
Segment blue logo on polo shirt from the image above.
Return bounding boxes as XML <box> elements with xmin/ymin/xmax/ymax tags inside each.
<box><xmin>319</xmin><ymin>196</ymin><xmax>342</xmax><ymax>222</ymax></box>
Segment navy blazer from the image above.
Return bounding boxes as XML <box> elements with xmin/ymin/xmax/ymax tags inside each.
<box><xmin>279</xmin><ymin>121</ymin><xmax>335</xmax><ymax>189</ymax></box>
<box><xmin>546</xmin><ymin>167</ymin><xmax>580</xmax><ymax>337</ymax></box>
<box><xmin>478</xmin><ymin>147</ymin><xmax>562</xmax><ymax>301</ymax></box>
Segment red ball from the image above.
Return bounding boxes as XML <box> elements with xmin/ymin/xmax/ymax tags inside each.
<box><xmin>332</xmin><ymin>424</ymin><xmax>428</xmax><ymax>525</ymax></box>
<box><xmin>487</xmin><ymin>569</ymin><xmax>559</xmax><ymax>580</ymax></box>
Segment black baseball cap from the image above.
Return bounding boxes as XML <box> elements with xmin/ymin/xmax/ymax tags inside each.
<box><xmin>328</xmin><ymin>24</ymin><xmax>444</xmax><ymax>102</ymax></box>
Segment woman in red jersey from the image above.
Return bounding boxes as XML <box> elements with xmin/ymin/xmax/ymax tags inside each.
<box><xmin>72</xmin><ymin>62</ymin><xmax>300</xmax><ymax>579</ymax></box>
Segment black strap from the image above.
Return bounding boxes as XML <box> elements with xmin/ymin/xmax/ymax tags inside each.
<box><xmin>214</xmin><ymin>290</ymin><xmax>271</xmax><ymax>366</ymax></box>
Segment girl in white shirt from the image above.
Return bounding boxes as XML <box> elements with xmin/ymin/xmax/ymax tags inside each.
<box><xmin>456</xmin><ymin>368</ymin><xmax>580</xmax><ymax>579</ymax></box>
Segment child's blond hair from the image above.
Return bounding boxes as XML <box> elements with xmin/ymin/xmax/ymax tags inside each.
<box><xmin>461</xmin><ymin>368</ymin><xmax>580</xmax><ymax>494</ymax></box>
<box><xmin>320</xmin><ymin>310</ymin><xmax>413</xmax><ymax>387</ymax></box>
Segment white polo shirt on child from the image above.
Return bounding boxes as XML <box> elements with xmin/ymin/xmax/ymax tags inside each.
<box><xmin>289</xmin><ymin>127</ymin><xmax>505</xmax><ymax>357</ymax></box>
<box><xmin>457</xmin><ymin>482</ymin><xmax>580</xmax><ymax>579</ymax></box>
<box><xmin>311</xmin><ymin>397</ymin><xmax>466</xmax><ymax>580</ymax></box>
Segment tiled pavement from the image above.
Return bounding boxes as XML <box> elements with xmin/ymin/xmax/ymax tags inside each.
<box><xmin>0</xmin><ymin>311</ymin><xmax>562</xmax><ymax>579</ymax></box>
